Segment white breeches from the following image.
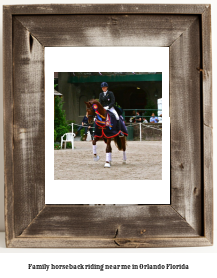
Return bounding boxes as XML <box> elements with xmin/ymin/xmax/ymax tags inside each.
<box><xmin>104</xmin><ymin>106</ymin><xmax>119</xmax><ymax>120</ymax></box>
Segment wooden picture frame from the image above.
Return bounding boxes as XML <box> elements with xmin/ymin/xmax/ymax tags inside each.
<box><xmin>3</xmin><ymin>4</ymin><xmax>213</xmax><ymax>248</ymax></box>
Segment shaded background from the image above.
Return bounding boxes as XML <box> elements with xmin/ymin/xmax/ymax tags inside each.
<box><xmin>56</xmin><ymin>72</ymin><xmax>162</xmax><ymax>124</ymax></box>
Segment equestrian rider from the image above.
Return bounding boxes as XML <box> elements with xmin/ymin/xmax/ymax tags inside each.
<box><xmin>99</xmin><ymin>82</ymin><xmax>124</xmax><ymax>137</ymax></box>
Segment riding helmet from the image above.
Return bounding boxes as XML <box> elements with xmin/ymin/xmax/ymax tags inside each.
<box><xmin>101</xmin><ymin>82</ymin><xmax>108</xmax><ymax>88</ymax></box>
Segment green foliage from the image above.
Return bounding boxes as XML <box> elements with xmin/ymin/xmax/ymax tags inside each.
<box><xmin>54</xmin><ymin>79</ymin><xmax>58</xmax><ymax>91</ymax></box>
<box><xmin>54</xmin><ymin>143</ymin><xmax>61</xmax><ymax>150</ymax></box>
<box><xmin>54</xmin><ymin>97</ymin><xmax>71</xmax><ymax>142</ymax></box>
<box><xmin>54</xmin><ymin>97</ymin><xmax>67</xmax><ymax>127</ymax></box>
<box><xmin>55</xmin><ymin>126</ymin><xmax>69</xmax><ymax>142</ymax></box>
<box><xmin>54</xmin><ymin>129</ymin><xmax>57</xmax><ymax>142</ymax></box>
<box><xmin>66</xmin><ymin>142</ymin><xmax>72</xmax><ymax>148</ymax></box>
<box><xmin>54</xmin><ymin>142</ymin><xmax>72</xmax><ymax>149</ymax></box>
<box><xmin>67</xmin><ymin>120</ymin><xmax>78</xmax><ymax>132</ymax></box>
<box><xmin>80</xmin><ymin>128</ymin><xmax>85</xmax><ymax>141</ymax></box>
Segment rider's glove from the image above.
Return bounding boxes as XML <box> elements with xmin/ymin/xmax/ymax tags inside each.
<box><xmin>104</xmin><ymin>106</ymin><xmax>109</xmax><ymax>110</ymax></box>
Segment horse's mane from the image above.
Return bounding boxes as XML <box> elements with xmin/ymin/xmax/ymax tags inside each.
<box><xmin>88</xmin><ymin>99</ymin><xmax>105</xmax><ymax>114</ymax></box>
<box><xmin>88</xmin><ymin>99</ymin><xmax>103</xmax><ymax>108</ymax></box>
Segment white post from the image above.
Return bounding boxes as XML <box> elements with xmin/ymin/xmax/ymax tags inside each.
<box><xmin>140</xmin><ymin>123</ymin><xmax>142</xmax><ymax>141</ymax></box>
<box><xmin>71</xmin><ymin>123</ymin><xmax>74</xmax><ymax>150</ymax></box>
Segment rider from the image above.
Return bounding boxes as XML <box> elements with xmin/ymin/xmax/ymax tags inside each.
<box><xmin>99</xmin><ymin>82</ymin><xmax>124</xmax><ymax>137</ymax></box>
<box><xmin>75</xmin><ymin>112</ymin><xmax>92</xmax><ymax>141</ymax></box>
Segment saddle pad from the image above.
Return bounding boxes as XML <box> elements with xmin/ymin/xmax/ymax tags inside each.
<box><xmin>94</xmin><ymin>111</ymin><xmax>128</xmax><ymax>138</ymax></box>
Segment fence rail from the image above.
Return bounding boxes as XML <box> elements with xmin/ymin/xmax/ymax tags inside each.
<box><xmin>68</xmin><ymin>122</ymin><xmax>162</xmax><ymax>142</ymax></box>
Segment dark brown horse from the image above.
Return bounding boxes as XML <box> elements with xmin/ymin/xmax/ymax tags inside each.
<box><xmin>85</xmin><ymin>100</ymin><xmax>127</xmax><ymax>168</ymax></box>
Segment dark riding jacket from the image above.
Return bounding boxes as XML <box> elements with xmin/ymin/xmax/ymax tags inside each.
<box><xmin>99</xmin><ymin>91</ymin><xmax>115</xmax><ymax>109</ymax></box>
<box><xmin>82</xmin><ymin>116</ymin><xmax>88</xmax><ymax>125</ymax></box>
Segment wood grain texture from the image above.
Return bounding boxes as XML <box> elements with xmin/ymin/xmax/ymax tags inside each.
<box><xmin>3</xmin><ymin>7</ymin><xmax>14</xmax><ymax>247</ymax></box>
<box><xmin>203</xmin><ymin>125</ymin><xmax>213</xmax><ymax>243</ymax></box>
<box><xmin>3</xmin><ymin>4</ymin><xmax>213</xmax><ymax>248</ymax></box>
<box><xmin>170</xmin><ymin>17</ymin><xmax>202</xmax><ymax>234</ymax></box>
<box><xmin>20</xmin><ymin>205</ymin><xmax>198</xmax><ymax>238</ymax></box>
<box><xmin>202</xmin><ymin>6</ymin><xmax>213</xmax><ymax>245</ymax></box>
<box><xmin>16</xmin><ymin>15</ymin><xmax>197</xmax><ymax>47</ymax></box>
<box><xmin>202</xmin><ymin>6</ymin><xmax>212</xmax><ymax>129</ymax></box>
<box><xmin>12</xmin><ymin>17</ymin><xmax>45</xmax><ymax>237</ymax></box>
<box><xmin>4</xmin><ymin>4</ymin><xmax>207</xmax><ymax>15</ymax></box>
<box><xmin>8</xmin><ymin>237</ymin><xmax>212</xmax><ymax>248</ymax></box>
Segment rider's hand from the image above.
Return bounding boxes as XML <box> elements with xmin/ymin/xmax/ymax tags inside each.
<box><xmin>104</xmin><ymin>106</ymin><xmax>109</xmax><ymax>110</ymax></box>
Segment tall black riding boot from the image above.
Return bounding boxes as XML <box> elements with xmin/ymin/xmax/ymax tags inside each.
<box><xmin>118</xmin><ymin>120</ymin><xmax>124</xmax><ymax>137</ymax></box>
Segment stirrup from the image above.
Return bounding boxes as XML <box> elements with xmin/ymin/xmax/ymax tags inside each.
<box><xmin>93</xmin><ymin>155</ymin><xmax>100</xmax><ymax>162</ymax></box>
<box><xmin>119</xmin><ymin>131</ymin><xmax>124</xmax><ymax>137</ymax></box>
<box><xmin>104</xmin><ymin>162</ymin><xmax>111</xmax><ymax>168</ymax></box>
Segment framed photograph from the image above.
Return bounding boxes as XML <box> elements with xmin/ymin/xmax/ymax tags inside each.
<box><xmin>4</xmin><ymin>4</ymin><xmax>213</xmax><ymax>247</ymax></box>
<box><xmin>46</xmin><ymin>47</ymin><xmax>170</xmax><ymax>205</ymax></box>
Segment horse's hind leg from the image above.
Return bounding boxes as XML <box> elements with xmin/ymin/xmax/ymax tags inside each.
<box><xmin>110</xmin><ymin>144</ymin><xmax>112</xmax><ymax>165</ymax></box>
<box><xmin>104</xmin><ymin>138</ymin><xmax>111</xmax><ymax>168</ymax></box>
<box><xmin>92</xmin><ymin>137</ymin><xmax>100</xmax><ymax>161</ymax></box>
<box><xmin>121</xmin><ymin>137</ymin><xmax>127</xmax><ymax>164</ymax></box>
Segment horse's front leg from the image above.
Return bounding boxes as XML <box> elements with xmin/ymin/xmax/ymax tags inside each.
<box><xmin>121</xmin><ymin>137</ymin><xmax>127</xmax><ymax>164</ymax></box>
<box><xmin>104</xmin><ymin>138</ymin><xmax>111</xmax><ymax>168</ymax></box>
<box><xmin>92</xmin><ymin>137</ymin><xmax>100</xmax><ymax>161</ymax></box>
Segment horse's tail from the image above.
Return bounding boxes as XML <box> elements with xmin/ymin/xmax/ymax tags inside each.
<box><xmin>114</xmin><ymin>135</ymin><xmax>126</xmax><ymax>151</ymax></box>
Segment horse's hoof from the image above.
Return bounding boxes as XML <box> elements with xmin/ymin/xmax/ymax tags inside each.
<box><xmin>123</xmin><ymin>160</ymin><xmax>127</xmax><ymax>164</ymax></box>
<box><xmin>104</xmin><ymin>162</ymin><xmax>111</xmax><ymax>168</ymax></box>
<box><xmin>93</xmin><ymin>155</ymin><xmax>100</xmax><ymax>162</ymax></box>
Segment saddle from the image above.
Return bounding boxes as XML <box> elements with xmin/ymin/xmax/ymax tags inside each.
<box><xmin>114</xmin><ymin>105</ymin><xmax>123</xmax><ymax>116</ymax></box>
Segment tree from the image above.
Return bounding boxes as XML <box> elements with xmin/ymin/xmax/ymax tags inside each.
<box><xmin>54</xmin><ymin>96</ymin><xmax>69</xmax><ymax>142</ymax></box>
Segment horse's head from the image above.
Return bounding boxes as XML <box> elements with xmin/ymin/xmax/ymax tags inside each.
<box><xmin>85</xmin><ymin>101</ymin><xmax>95</xmax><ymax>124</ymax></box>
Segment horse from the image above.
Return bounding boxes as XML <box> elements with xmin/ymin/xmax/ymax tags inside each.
<box><xmin>85</xmin><ymin>100</ymin><xmax>128</xmax><ymax>168</ymax></box>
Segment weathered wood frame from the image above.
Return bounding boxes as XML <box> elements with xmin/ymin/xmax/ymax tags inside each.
<box><xmin>3</xmin><ymin>4</ymin><xmax>212</xmax><ymax>248</ymax></box>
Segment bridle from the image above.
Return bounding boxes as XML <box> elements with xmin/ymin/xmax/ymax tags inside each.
<box><xmin>86</xmin><ymin>102</ymin><xmax>107</xmax><ymax>125</ymax></box>
<box><xmin>86</xmin><ymin>107</ymin><xmax>95</xmax><ymax>124</ymax></box>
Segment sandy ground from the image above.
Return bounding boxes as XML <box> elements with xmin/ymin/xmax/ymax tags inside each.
<box><xmin>54</xmin><ymin>140</ymin><xmax>162</xmax><ymax>180</ymax></box>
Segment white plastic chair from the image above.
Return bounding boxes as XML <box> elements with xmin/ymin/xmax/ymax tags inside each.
<box><xmin>61</xmin><ymin>133</ymin><xmax>76</xmax><ymax>149</ymax></box>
